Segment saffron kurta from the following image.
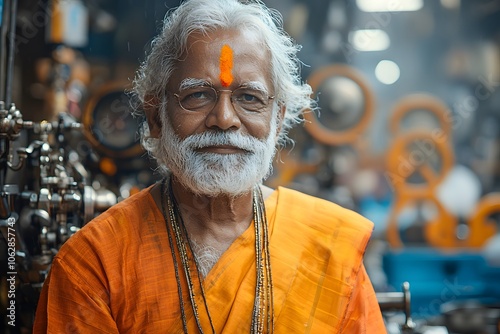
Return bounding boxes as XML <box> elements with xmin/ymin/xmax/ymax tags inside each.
<box><xmin>34</xmin><ymin>186</ymin><xmax>386</xmax><ymax>333</ymax></box>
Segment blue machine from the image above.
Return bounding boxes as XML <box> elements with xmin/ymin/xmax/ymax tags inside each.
<box><xmin>383</xmin><ymin>248</ymin><xmax>500</xmax><ymax>318</ymax></box>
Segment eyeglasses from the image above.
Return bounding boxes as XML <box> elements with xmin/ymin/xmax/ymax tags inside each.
<box><xmin>172</xmin><ymin>86</ymin><xmax>275</xmax><ymax>113</ymax></box>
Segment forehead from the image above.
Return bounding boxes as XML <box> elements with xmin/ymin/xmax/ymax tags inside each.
<box><xmin>169</xmin><ymin>28</ymin><xmax>272</xmax><ymax>90</ymax></box>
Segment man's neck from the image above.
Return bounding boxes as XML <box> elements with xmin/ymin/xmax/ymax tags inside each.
<box><xmin>150</xmin><ymin>176</ymin><xmax>275</xmax><ymax>277</ymax></box>
<box><xmin>169</xmin><ymin>176</ymin><xmax>255</xmax><ymax>247</ymax></box>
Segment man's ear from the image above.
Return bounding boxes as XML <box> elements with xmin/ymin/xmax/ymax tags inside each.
<box><xmin>275</xmin><ymin>104</ymin><xmax>287</xmax><ymax>139</ymax></box>
<box><xmin>143</xmin><ymin>94</ymin><xmax>162</xmax><ymax>138</ymax></box>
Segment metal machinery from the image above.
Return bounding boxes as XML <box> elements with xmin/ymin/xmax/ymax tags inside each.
<box><xmin>377</xmin><ymin>282</ymin><xmax>416</xmax><ymax>334</ymax></box>
<box><xmin>0</xmin><ymin>101</ymin><xmax>119</xmax><ymax>331</ymax></box>
<box><xmin>0</xmin><ymin>0</ymin><xmax>123</xmax><ymax>331</ymax></box>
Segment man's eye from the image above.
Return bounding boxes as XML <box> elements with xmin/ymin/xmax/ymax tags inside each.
<box><xmin>177</xmin><ymin>88</ymin><xmax>216</xmax><ymax>111</ymax></box>
<box><xmin>243</xmin><ymin>94</ymin><xmax>260</xmax><ymax>102</ymax></box>
<box><xmin>234</xmin><ymin>90</ymin><xmax>266</xmax><ymax>105</ymax></box>
<box><xmin>186</xmin><ymin>90</ymin><xmax>211</xmax><ymax>100</ymax></box>
<box><xmin>241</xmin><ymin>94</ymin><xmax>257</xmax><ymax>102</ymax></box>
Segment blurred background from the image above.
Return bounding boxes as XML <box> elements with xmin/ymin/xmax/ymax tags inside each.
<box><xmin>1</xmin><ymin>0</ymin><xmax>500</xmax><ymax>333</ymax></box>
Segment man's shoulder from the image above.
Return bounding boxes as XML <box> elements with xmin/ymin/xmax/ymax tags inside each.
<box><xmin>276</xmin><ymin>186</ymin><xmax>374</xmax><ymax>234</ymax></box>
<box><xmin>93</xmin><ymin>185</ymin><xmax>157</xmax><ymax>223</ymax></box>
<box><xmin>56</xmin><ymin>186</ymin><xmax>158</xmax><ymax>258</ymax></box>
<box><xmin>273</xmin><ymin>188</ymin><xmax>373</xmax><ymax>277</ymax></box>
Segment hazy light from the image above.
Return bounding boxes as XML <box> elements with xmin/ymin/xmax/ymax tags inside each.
<box><xmin>349</xmin><ymin>29</ymin><xmax>390</xmax><ymax>52</ymax></box>
<box><xmin>441</xmin><ymin>0</ymin><xmax>461</xmax><ymax>10</ymax></box>
<box><xmin>375</xmin><ymin>60</ymin><xmax>400</xmax><ymax>85</ymax></box>
<box><xmin>356</xmin><ymin>0</ymin><xmax>423</xmax><ymax>12</ymax></box>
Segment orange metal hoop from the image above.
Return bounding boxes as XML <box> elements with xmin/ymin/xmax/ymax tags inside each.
<box><xmin>304</xmin><ymin>65</ymin><xmax>375</xmax><ymax>145</ymax></box>
<box><xmin>389</xmin><ymin>94</ymin><xmax>453</xmax><ymax>138</ymax></box>
<box><xmin>385</xmin><ymin>130</ymin><xmax>454</xmax><ymax>195</ymax></box>
<box><xmin>467</xmin><ymin>192</ymin><xmax>500</xmax><ymax>248</ymax></box>
<box><xmin>387</xmin><ymin>194</ymin><xmax>459</xmax><ymax>249</ymax></box>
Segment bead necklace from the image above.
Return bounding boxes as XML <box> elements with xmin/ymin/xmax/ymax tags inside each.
<box><xmin>160</xmin><ymin>177</ymin><xmax>274</xmax><ymax>333</ymax></box>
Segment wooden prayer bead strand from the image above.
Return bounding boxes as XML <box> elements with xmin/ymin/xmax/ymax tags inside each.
<box><xmin>162</xmin><ymin>179</ymin><xmax>274</xmax><ymax>334</ymax></box>
<box><xmin>161</xmin><ymin>180</ymin><xmax>189</xmax><ymax>334</ymax></box>
<box><xmin>166</xmin><ymin>180</ymin><xmax>207</xmax><ymax>333</ymax></box>
<box><xmin>251</xmin><ymin>187</ymin><xmax>263</xmax><ymax>333</ymax></box>
<box><xmin>258</xmin><ymin>186</ymin><xmax>275</xmax><ymax>333</ymax></box>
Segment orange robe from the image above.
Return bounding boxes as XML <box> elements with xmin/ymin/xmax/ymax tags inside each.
<box><xmin>33</xmin><ymin>186</ymin><xmax>386</xmax><ymax>333</ymax></box>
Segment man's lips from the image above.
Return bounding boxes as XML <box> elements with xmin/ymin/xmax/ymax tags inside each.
<box><xmin>196</xmin><ymin>145</ymin><xmax>251</xmax><ymax>154</ymax></box>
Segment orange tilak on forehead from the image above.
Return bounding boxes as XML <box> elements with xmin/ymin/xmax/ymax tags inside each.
<box><xmin>219</xmin><ymin>44</ymin><xmax>234</xmax><ymax>87</ymax></box>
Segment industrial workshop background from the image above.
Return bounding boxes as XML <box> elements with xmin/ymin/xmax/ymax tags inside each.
<box><xmin>1</xmin><ymin>0</ymin><xmax>500</xmax><ymax>333</ymax></box>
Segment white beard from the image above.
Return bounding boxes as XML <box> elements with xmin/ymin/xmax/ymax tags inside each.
<box><xmin>155</xmin><ymin>106</ymin><xmax>278</xmax><ymax>197</ymax></box>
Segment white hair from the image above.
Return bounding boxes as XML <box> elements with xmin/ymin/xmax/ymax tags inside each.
<box><xmin>132</xmin><ymin>0</ymin><xmax>314</xmax><ymax>156</ymax></box>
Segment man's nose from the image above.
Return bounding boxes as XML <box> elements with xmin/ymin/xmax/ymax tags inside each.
<box><xmin>205</xmin><ymin>91</ymin><xmax>241</xmax><ymax>131</ymax></box>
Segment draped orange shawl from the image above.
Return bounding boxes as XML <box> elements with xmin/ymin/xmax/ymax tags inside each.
<box><xmin>34</xmin><ymin>186</ymin><xmax>385</xmax><ymax>333</ymax></box>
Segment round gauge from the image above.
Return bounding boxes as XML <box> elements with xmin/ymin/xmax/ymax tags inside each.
<box><xmin>304</xmin><ymin>64</ymin><xmax>375</xmax><ymax>145</ymax></box>
<box><xmin>316</xmin><ymin>76</ymin><xmax>366</xmax><ymax>132</ymax></box>
<box><xmin>83</xmin><ymin>82</ymin><xmax>143</xmax><ymax>158</ymax></box>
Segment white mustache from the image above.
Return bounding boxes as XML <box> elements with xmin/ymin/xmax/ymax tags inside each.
<box><xmin>182</xmin><ymin>131</ymin><xmax>262</xmax><ymax>153</ymax></box>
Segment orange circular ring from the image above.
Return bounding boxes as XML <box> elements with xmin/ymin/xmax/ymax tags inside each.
<box><xmin>466</xmin><ymin>192</ymin><xmax>500</xmax><ymax>248</ymax></box>
<box><xmin>385</xmin><ymin>130</ymin><xmax>454</xmax><ymax>195</ymax></box>
<box><xmin>389</xmin><ymin>94</ymin><xmax>452</xmax><ymax>138</ymax></box>
<box><xmin>82</xmin><ymin>82</ymin><xmax>144</xmax><ymax>159</ymax></box>
<box><xmin>304</xmin><ymin>64</ymin><xmax>375</xmax><ymax>145</ymax></box>
<box><xmin>387</xmin><ymin>194</ymin><xmax>458</xmax><ymax>249</ymax></box>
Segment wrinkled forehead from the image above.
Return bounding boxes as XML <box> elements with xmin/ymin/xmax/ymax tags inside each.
<box><xmin>170</xmin><ymin>28</ymin><xmax>273</xmax><ymax>90</ymax></box>
<box><xmin>184</xmin><ymin>27</ymin><xmax>267</xmax><ymax>59</ymax></box>
<box><xmin>187</xmin><ymin>26</ymin><xmax>266</xmax><ymax>47</ymax></box>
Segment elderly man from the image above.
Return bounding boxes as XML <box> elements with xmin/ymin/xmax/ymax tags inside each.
<box><xmin>34</xmin><ymin>0</ymin><xmax>386</xmax><ymax>333</ymax></box>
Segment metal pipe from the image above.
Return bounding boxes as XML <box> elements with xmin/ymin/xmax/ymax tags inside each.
<box><xmin>5</xmin><ymin>0</ymin><xmax>17</xmax><ymax>106</ymax></box>
<box><xmin>0</xmin><ymin>0</ymin><xmax>10</xmax><ymax>101</ymax></box>
<box><xmin>377</xmin><ymin>282</ymin><xmax>416</xmax><ymax>332</ymax></box>
<box><xmin>377</xmin><ymin>291</ymin><xmax>406</xmax><ymax>310</ymax></box>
